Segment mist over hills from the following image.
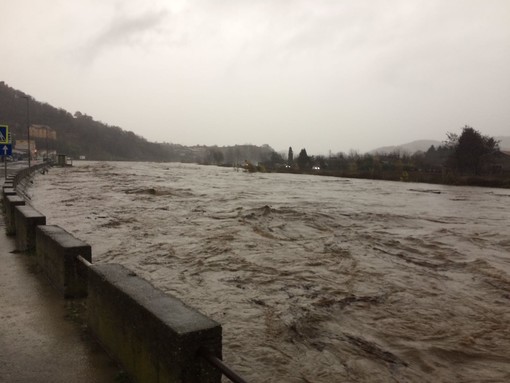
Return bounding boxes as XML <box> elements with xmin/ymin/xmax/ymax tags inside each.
<box><xmin>370</xmin><ymin>140</ymin><xmax>442</xmax><ymax>155</ymax></box>
<box><xmin>495</xmin><ymin>137</ymin><xmax>510</xmax><ymax>151</ymax></box>
<box><xmin>371</xmin><ymin>137</ymin><xmax>510</xmax><ymax>155</ymax></box>
<box><xmin>2</xmin><ymin>82</ymin><xmax>508</xmax><ymax>162</ymax></box>
<box><xmin>0</xmin><ymin>82</ymin><xmax>276</xmax><ymax>163</ymax></box>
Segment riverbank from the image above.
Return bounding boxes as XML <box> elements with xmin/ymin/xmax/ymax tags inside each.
<box><xmin>274</xmin><ymin>168</ymin><xmax>510</xmax><ymax>188</ymax></box>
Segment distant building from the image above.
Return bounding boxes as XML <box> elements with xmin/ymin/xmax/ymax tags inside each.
<box><xmin>497</xmin><ymin>151</ymin><xmax>510</xmax><ymax>172</ymax></box>
<box><xmin>15</xmin><ymin>139</ymin><xmax>37</xmax><ymax>159</ymax></box>
<box><xmin>30</xmin><ymin>125</ymin><xmax>57</xmax><ymax>140</ymax></box>
<box><xmin>485</xmin><ymin>150</ymin><xmax>510</xmax><ymax>173</ymax></box>
<box><xmin>38</xmin><ymin>149</ymin><xmax>57</xmax><ymax>160</ymax></box>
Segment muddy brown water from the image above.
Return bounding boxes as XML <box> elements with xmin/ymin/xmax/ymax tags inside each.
<box><xmin>27</xmin><ymin>161</ymin><xmax>510</xmax><ymax>382</ymax></box>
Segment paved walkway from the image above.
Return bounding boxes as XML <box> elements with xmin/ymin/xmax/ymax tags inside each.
<box><xmin>0</xmin><ymin>215</ymin><xmax>122</xmax><ymax>382</ymax></box>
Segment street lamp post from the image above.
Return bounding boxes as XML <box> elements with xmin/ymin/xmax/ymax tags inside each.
<box><xmin>22</xmin><ymin>96</ymin><xmax>31</xmax><ymax>167</ymax></box>
<box><xmin>45</xmin><ymin>127</ymin><xmax>48</xmax><ymax>161</ymax></box>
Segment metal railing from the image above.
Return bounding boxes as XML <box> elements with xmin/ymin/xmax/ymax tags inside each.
<box><xmin>198</xmin><ymin>348</ymin><xmax>249</xmax><ymax>383</ymax></box>
<box><xmin>12</xmin><ymin>163</ymin><xmax>51</xmax><ymax>200</ymax></box>
<box><xmin>76</xmin><ymin>255</ymin><xmax>92</xmax><ymax>277</ymax></box>
<box><xmin>77</xmin><ymin>258</ymin><xmax>249</xmax><ymax>383</ymax></box>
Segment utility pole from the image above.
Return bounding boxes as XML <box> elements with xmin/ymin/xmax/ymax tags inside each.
<box><xmin>22</xmin><ymin>96</ymin><xmax>31</xmax><ymax>167</ymax></box>
<box><xmin>45</xmin><ymin>127</ymin><xmax>48</xmax><ymax>161</ymax></box>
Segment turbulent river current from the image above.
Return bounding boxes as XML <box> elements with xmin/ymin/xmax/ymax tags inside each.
<box><xmin>26</xmin><ymin>161</ymin><xmax>510</xmax><ymax>382</ymax></box>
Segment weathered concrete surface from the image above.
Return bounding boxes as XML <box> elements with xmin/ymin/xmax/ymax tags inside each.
<box><xmin>88</xmin><ymin>263</ymin><xmax>222</xmax><ymax>383</ymax></box>
<box><xmin>35</xmin><ymin>225</ymin><xmax>92</xmax><ymax>298</ymax></box>
<box><xmin>4</xmin><ymin>194</ymin><xmax>25</xmax><ymax>235</ymax></box>
<box><xmin>0</xmin><ymin>219</ymin><xmax>122</xmax><ymax>383</ymax></box>
<box><xmin>15</xmin><ymin>205</ymin><xmax>46</xmax><ymax>252</ymax></box>
<box><xmin>2</xmin><ymin>187</ymin><xmax>16</xmax><ymax>198</ymax></box>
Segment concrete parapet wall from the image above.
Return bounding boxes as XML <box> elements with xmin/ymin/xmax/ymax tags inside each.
<box><xmin>14</xmin><ymin>205</ymin><xmax>46</xmax><ymax>252</ymax></box>
<box><xmin>87</xmin><ymin>263</ymin><xmax>222</xmax><ymax>383</ymax></box>
<box><xmin>3</xmin><ymin>187</ymin><xmax>17</xmax><ymax>201</ymax></box>
<box><xmin>6</xmin><ymin>164</ymin><xmax>226</xmax><ymax>383</ymax></box>
<box><xmin>35</xmin><ymin>225</ymin><xmax>91</xmax><ymax>298</ymax></box>
<box><xmin>5</xmin><ymin>195</ymin><xmax>25</xmax><ymax>235</ymax></box>
<box><xmin>12</xmin><ymin>163</ymin><xmax>49</xmax><ymax>188</ymax></box>
<box><xmin>12</xmin><ymin>163</ymin><xmax>50</xmax><ymax>200</ymax></box>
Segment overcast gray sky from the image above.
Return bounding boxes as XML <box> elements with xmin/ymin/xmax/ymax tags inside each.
<box><xmin>2</xmin><ymin>0</ymin><xmax>509</xmax><ymax>154</ymax></box>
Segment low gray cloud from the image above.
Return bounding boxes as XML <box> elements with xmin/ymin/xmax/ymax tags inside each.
<box><xmin>2</xmin><ymin>0</ymin><xmax>509</xmax><ymax>153</ymax></box>
<box><xmin>79</xmin><ymin>7</ymin><xmax>169</xmax><ymax>63</ymax></box>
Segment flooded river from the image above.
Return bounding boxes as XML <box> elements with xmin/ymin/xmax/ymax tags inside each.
<box><xmin>26</xmin><ymin>161</ymin><xmax>510</xmax><ymax>382</ymax></box>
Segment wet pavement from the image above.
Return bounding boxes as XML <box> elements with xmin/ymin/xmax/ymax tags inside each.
<box><xmin>0</xmin><ymin>214</ymin><xmax>122</xmax><ymax>382</ymax></box>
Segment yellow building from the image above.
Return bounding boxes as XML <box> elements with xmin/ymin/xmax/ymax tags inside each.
<box><xmin>30</xmin><ymin>125</ymin><xmax>57</xmax><ymax>140</ymax></box>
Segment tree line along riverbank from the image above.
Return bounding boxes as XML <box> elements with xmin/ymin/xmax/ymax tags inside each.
<box><xmin>254</xmin><ymin>126</ymin><xmax>510</xmax><ymax>189</ymax></box>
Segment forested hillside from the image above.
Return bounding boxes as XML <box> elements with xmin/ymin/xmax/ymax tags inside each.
<box><xmin>0</xmin><ymin>82</ymin><xmax>277</xmax><ymax>163</ymax></box>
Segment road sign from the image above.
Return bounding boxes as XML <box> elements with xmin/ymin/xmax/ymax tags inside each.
<box><xmin>0</xmin><ymin>125</ymin><xmax>8</xmax><ymax>144</ymax></box>
<box><xmin>2</xmin><ymin>144</ymin><xmax>12</xmax><ymax>156</ymax></box>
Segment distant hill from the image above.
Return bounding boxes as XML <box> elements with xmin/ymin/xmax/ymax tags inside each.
<box><xmin>0</xmin><ymin>81</ymin><xmax>277</xmax><ymax>163</ymax></box>
<box><xmin>370</xmin><ymin>140</ymin><xmax>442</xmax><ymax>155</ymax></box>
<box><xmin>0</xmin><ymin>81</ymin><xmax>188</xmax><ymax>161</ymax></box>
<box><xmin>371</xmin><ymin>136</ymin><xmax>510</xmax><ymax>154</ymax></box>
<box><xmin>496</xmin><ymin>136</ymin><xmax>510</xmax><ymax>150</ymax></box>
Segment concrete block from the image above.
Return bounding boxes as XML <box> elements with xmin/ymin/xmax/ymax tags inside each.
<box><xmin>87</xmin><ymin>264</ymin><xmax>222</xmax><ymax>383</ymax></box>
<box><xmin>14</xmin><ymin>205</ymin><xmax>46</xmax><ymax>252</ymax></box>
<box><xmin>2</xmin><ymin>187</ymin><xmax>16</xmax><ymax>201</ymax></box>
<box><xmin>35</xmin><ymin>225</ymin><xmax>91</xmax><ymax>298</ymax></box>
<box><xmin>5</xmin><ymin>195</ymin><xmax>25</xmax><ymax>235</ymax></box>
